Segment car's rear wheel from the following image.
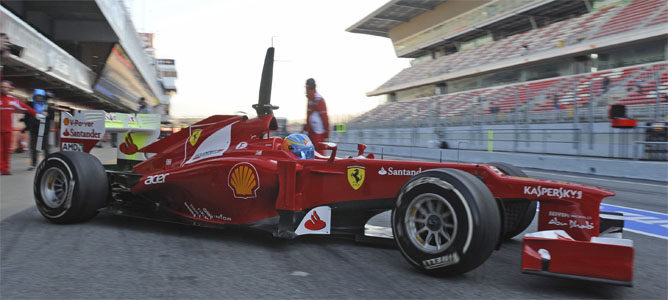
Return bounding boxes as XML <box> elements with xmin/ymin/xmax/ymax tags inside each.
<box><xmin>489</xmin><ymin>162</ymin><xmax>537</xmax><ymax>239</ymax></box>
<box><xmin>34</xmin><ymin>151</ymin><xmax>109</xmax><ymax>223</ymax></box>
<box><xmin>392</xmin><ymin>168</ymin><xmax>501</xmax><ymax>276</ymax></box>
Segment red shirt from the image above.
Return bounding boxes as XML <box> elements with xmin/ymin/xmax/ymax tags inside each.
<box><xmin>1</xmin><ymin>94</ymin><xmax>37</xmax><ymax>132</ymax></box>
<box><xmin>304</xmin><ymin>89</ymin><xmax>329</xmax><ymax>139</ymax></box>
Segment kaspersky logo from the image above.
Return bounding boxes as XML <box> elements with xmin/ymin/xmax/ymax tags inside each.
<box><xmin>378</xmin><ymin>166</ymin><xmax>422</xmax><ymax>176</ymax></box>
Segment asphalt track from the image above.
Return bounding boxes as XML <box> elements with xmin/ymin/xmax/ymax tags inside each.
<box><xmin>1</xmin><ymin>150</ymin><xmax>667</xmax><ymax>299</ymax></box>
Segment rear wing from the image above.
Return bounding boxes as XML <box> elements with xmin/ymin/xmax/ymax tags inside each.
<box><xmin>60</xmin><ymin>110</ymin><xmax>160</xmax><ymax>161</ymax></box>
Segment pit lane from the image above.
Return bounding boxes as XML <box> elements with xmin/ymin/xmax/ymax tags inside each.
<box><xmin>1</xmin><ymin>152</ymin><xmax>666</xmax><ymax>299</ymax></box>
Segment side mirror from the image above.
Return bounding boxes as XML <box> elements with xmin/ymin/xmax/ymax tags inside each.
<box><xmin>315</xmin><ymin>142</ymin><xmax>337</xmax><ymax>162</ymax></box>
<box><xmin>357</xmin><ymin>143</ymin><xmax>367</xmax><ymax>156</ymax></box>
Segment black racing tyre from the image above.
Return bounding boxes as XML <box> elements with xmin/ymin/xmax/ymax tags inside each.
<box><xmin>34</xmin><ymin>151</ymin><xmax>109</xmax><ymax>224</ymax></box>
<box><xmin>391</xmin><ymin>168</ymin><xmax>501</xmax><ymax>276</ymax></box>
<box><xmin>489</xmin><ymin>162</ymin><xmax>537</xmax><ymax>239</ymax></box>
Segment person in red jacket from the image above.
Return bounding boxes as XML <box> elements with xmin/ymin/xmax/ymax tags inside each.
<box><xmin>1</xmin><ymin>80</ymin><xmax>38</xmax><ymax>175</ymax></box>
<box><xmin>303</xmin><ymin>78</ymin><xmax>329</xmax><ymax>154</ymax></box>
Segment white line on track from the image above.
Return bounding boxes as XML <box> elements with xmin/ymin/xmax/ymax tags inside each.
<box><xmin>624</xmin><ymin>228</ymin><xmax>668</xmax><ymax>240</ymax></box>
<box><xmin>525</xmin><ymin>170</ymin><xmax>668</xmax><ymax>188</ymax></box>
<box><xmin>602</xmin><ymin>203</ymin><xmax>668</xmax><ymax>217</ymax></box>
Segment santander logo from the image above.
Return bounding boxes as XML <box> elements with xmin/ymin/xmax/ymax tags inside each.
<box><xmin>304</xmin><ymin>211</ymin><xmax>326</xmax><ymax>231</ymax></box>
<box><xmin>378</xmin><ymin>166</ymin><xmax>423</xmax><ymax>176</ymax></box>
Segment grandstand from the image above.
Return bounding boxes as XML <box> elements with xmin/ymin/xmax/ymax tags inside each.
<box><xmin>349</xmin><ymin>61</ymin><xmax>667</xmax><ymax>128</ymax></box>
<box><xmin>341</xmin><ymin>0</ymin><xmax>667</xmax><ymax>160</ymax></box>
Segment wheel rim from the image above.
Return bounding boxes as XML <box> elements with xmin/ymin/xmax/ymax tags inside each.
<box><xmin>40</xmin><ymin>167</ymin><xmax>69</xmax><ymax>208</ymax></box>
<box><xmin>405</xmin><ymin>193</ymin><xmax>457</xmax><ymax>254</ymax></box>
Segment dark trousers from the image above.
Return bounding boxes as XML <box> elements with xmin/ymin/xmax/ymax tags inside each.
<box><xmin>29</xmin><ymin>129</ymin><xmax>49</xmax><ymax>166</ymax></box>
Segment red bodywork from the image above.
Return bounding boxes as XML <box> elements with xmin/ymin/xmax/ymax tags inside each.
<box><xmin>123</xmin><ymin>114</ymin><xmax>632</xmax><ymax>285</ymax></box>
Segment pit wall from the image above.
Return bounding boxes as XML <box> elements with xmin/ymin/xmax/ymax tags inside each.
<box><xmin>332</xmin><ymin>122</ymin><xmax>667</xmax><ymax>181</ymax></box>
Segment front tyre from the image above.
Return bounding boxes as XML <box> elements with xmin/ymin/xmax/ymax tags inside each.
<box><xmin>392</xmin><ymin>168</ymin><xmax>501</xmax><ymax>276</ymax></box>
<box><xmin>34</xmin><ymin>151</ymin><xmax>109</xmax><ymax>223</ymax></box>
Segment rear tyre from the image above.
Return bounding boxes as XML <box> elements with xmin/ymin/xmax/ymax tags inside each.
<box><xmin>489</xmin><ymin>162</ymin><xmax>537</xmax><ymax>239</ymax></box>
<box><xmin>392</xmin><ymin>168</ymin><xmax>501</xmax><ymax>276</ymax></box>
<box><xmin>34</xmin><ymin>151</ymin><xmax>109</xmax><ymax>223</ymax></box>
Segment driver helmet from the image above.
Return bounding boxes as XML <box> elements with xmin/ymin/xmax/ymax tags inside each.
<box><xmin>283</xmin><ymin>133</ymin><xmax>314</xmax><ymax>159</ymax></box>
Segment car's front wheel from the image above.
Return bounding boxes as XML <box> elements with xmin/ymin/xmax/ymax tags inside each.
<box><xmin>392</xmin><ymin>168</ymin><xmax>501</xmax><ymax>276</ymax></box>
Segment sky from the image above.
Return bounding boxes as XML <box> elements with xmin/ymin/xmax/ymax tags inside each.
<box><xmin>127</xmin><ymin>0</ymin><xmax>411</xmax><ymax>122</ymax></box>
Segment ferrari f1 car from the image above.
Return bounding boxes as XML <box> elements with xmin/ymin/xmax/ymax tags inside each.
<box><xmin>34</xmin><ymin>48</ymin><xmax>633</xmax><ymax>286</ymax></box>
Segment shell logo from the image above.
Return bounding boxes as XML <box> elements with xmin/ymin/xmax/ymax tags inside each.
<box><xmin>228</xmin><ymin>162</ymin><xmax>260</xmax><ymax>198</ymax></box>
<box><xmin>63</xmin><ymin>118</ymin><xmax>70</xmax><ymax>126</ymax></box>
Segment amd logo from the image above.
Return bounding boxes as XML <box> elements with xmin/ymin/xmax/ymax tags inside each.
<box><xmin>145</xmin><ymin>173</ymin><xmax>170</xmax><ymax>185</ymax></box>
<box><xmin>62</xmin><ymin>143</ymin><xmax>83</xmax><ymax>152</ymax></box>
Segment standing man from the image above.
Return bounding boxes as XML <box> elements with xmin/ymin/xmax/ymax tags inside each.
<box><xmin>26</xmin><ymin>89</ymin><xmax>53</xmax><ymax>170</ymax></box>
<box><xmin>0</xmin><ymin>81</ymin><xmax>38</xmax><ymax>175</ymax></box>
<box><xmin>303</xmin><ymin>78</ymin><xmax>329</xmax><ymax>153</ymax></box>
<box><xmin>138</xmin><ymin>97</ymin><xmax>152</xmax><ymax>114</ymax></box>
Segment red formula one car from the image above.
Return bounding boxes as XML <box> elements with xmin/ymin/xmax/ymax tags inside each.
<box><xmin>33</xmin><ymin>48</ymin><xmax>633</xmax><ymax>286</ymax></box>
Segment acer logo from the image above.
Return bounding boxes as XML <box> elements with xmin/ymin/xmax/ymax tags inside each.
<box><xmin>304</xmin><ymin>211</ymin><xmax>326</xmax><ymax>231</ymax></box>
<box><xmin>145</xmin><ymin>173</ymin><xmax>169</xmax><ymax>185</ymax></box>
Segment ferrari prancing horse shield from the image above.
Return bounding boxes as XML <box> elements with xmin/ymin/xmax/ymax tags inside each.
<box><xmin>189</xmin><ymin>129</ymin><xmax>203</xmax><ymax>146</ymax></box>
<box><xmin>347</xmin><ymin>166</ymin><xmax>365</xmax><ymax>190</ymax></box>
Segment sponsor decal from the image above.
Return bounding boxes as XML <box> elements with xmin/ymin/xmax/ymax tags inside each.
<box><xmin>60</xmin><ymin>111</ymin><xmax>105</xmax><ymax>140</ymax></box>
<box><xmin>61</xmin><ymin>142</ymin><xmax>83</xmax><ymax>152</ymax></box>
<box><xmin>66</xmin><ymin>119</ymin><xmax>95</xmax><ymax>127</ymax></box>
<box><xmin>548</xmin><ymin>217</ymin><xmax>595</xmax><ymax>230</ymax></box>
<box><xmin>378</xmin><ymin>166</ymin><xmax>423</xmax><ymax>176</ymax></box>
<box><xmin>422</xmin><ymin>252</ymin><xmax>460</xmax><ymax>269</ymax></box>
<box><xmin>304</xmin><ymin>210</ymin><xmax>326</xmax><ymax>230</ymax></box>
<box><xmin>184</xmin><ymin>123</ymin><xmax>234</xmax><ymax>165</ymax></box>
<box><xmin>119</xmin><ymin>133</ymin><xmax>139</xmax><ymax>155</ymax></box>
<box><xmin>228</xmin><ymin>162</ymin><xmax>260</xmax><ymax>198</ymax></box>
<box><xmin>523</xmin><ymin>185</ymin><xmax>582</xmax><ymax>200</ymax></box>
<box><xmin>165</xmin><ymin>159</ymin><xmax>172</xmax><ymax>166</ymax></box>
<box><xmin>184</xmin><ymin>202</ymin><xmax>232</xmax><ymax>221</ymax></box>
<box><xmin>235</xmin><ymin>141</ymin><xmax>248</xmax><ymax>149</ymax></box>
<box><xmin>548</xmin><ymin>217</ymin><xmax>567</xmax><ymax>226</ymax></box>
<box><xmin>548</xmin><ymin>211</ymin><xmax>591</xmax><ymax>220</ymax></box>
<box><xmin>144</xmin><ymin>173</ymin><xmax>169</xmax><ymax>185</ymax></box>
<box><xmin>62</xmin><ymin>128</ymin><xmax>102</xmax><ymax>139</ymax></box>
<box><xmin>347</xmin><ymin>166</ymin><xmax>366</xmax><ymax>190</ymax></box>
<box><xmin>189</xmin><ymin>129</ymin><xmax>202</xmax><ymax>146</ymax></box>
<box><xmin>189</xmin><ymin>149</ymin><xmax>224</xmax><ymax>162</ymax></box>
<box><xmin>295</xmin><ymin>206</ymin><xmax>331</xmax><ymax>235</ymax></box>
